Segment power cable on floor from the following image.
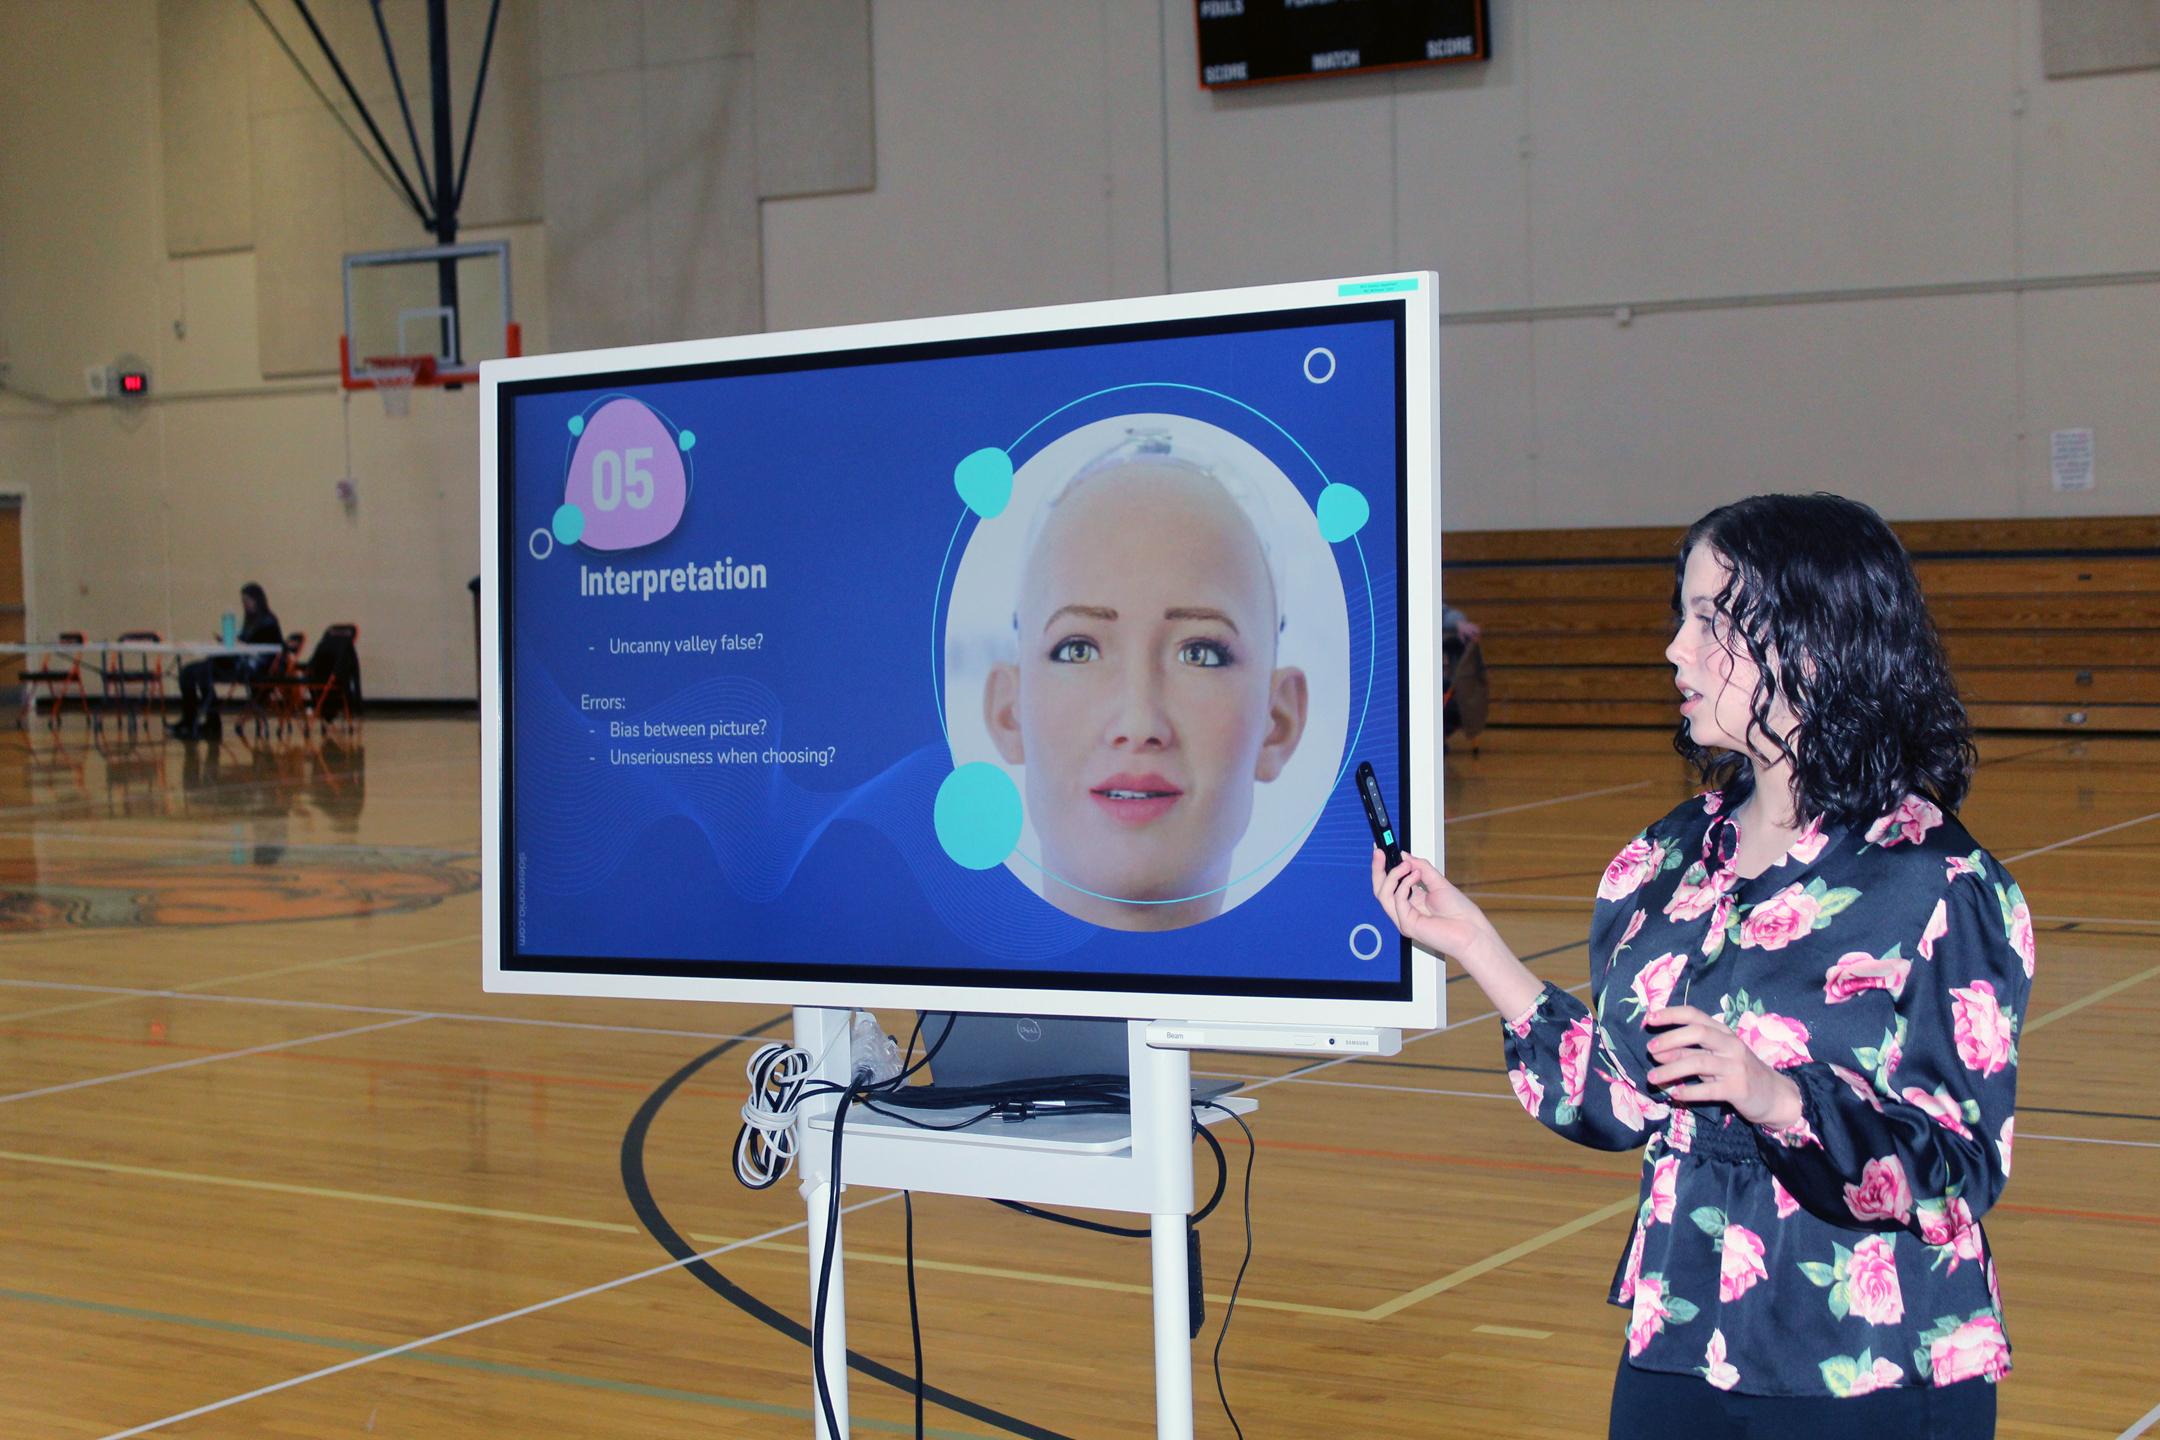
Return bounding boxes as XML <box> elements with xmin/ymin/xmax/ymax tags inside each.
<box><xmin>618</xmin><ymin>1020</ymin><xmax>1074</xmax><ymax>1440</ymax></box>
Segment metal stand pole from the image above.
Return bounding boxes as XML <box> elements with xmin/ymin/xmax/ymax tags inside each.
<box><xmin>804</xmin><ymin>1175</ymin><xmax>851</xmax><ymax>1440</ymax></box>
<box><xmin>1150</xmin><ymin>1213</ymin><xmax>1194</xmax><ymax>1440</ymax></box>
<box><xmin>796</xmin><ymin>1006</ymin><xmax>853</xmax><ymax>1440</ymax></box>
<box><xmin>1131</xmin><ymin>1024</ymin><xmax>1195</xmax><ymax>1440</ymax></box>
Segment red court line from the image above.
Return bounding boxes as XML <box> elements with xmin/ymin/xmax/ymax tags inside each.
<box><xmin>1993</xmin><ymin>1201</ymin><xmax>2160</xmax><ymax>1226</ymax></box>
<box><xmin>0</xmin><ymin>1026</ymin><xmax>736</xmax><ymax>1098</ymax></box>
<box><xmin>1217</xmin><ymin>1129</ymin><xmax>1644</xmax><ymax>1182</ymax></box>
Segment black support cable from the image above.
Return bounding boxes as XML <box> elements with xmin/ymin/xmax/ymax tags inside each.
<box><xmin>243</xmin><ymin>0</ymin><xmax>411</xmax><ymax>216</ymax></box>
<box><xmin>620</xmin><ymin>1027</ymin><xmax>1075</xmax><ymax>1440</ymax></box>
<box><xmin>451</xmin><ymin>0</ymin><xmax>504</xmax><ymax>216</ymax></box>
<box><xmin>367</xmin><ymin>0</ymin><xmax>438</xmax><ymax>212</ymax></box>
<box><xmin>286</xmin><ymin>0</ymin><xmax>435</xmax><ymax>226</ymax></box>
<box><xmin>424</xmin><ymin>0</ymin><xmax>456</xmax><ymax>241</ymax></box>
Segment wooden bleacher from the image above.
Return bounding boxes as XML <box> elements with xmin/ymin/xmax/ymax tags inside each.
<box><xmin>1445</xmin><ymin>516</ymin><xmax>2160</xmax><ymax>732</ymax></box>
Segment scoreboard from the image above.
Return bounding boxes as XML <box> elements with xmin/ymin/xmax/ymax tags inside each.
<box><xmin>1195</xmin><ymin>0</ymin><xmax>1490</xmax><ymax>88</ymax></box>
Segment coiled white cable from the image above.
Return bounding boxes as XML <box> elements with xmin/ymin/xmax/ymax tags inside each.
<box><xmin>734</xmin><ymin>1041</ymin><xmax>813</xmax><ymax>1189</ymax></box>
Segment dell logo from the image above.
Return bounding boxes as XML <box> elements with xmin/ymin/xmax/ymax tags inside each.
<box><xmin>1016</xmin><ymin>1018</ymin><xmax>1042</xmax><ymax>1043</ymax></box>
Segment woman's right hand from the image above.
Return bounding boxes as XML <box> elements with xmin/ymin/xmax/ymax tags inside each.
<box><xmin>1371</xmin><ymin>848</ymin><xmax>1546</xmax><ymax>1023</ymax></box>
<box><xmin>1370</xmin><ymin>848</ymin><xmax>1502</xmax><ymax>964</ymax></box>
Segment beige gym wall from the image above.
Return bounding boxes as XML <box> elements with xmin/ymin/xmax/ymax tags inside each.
<box><xmin>3</xmin><ymin>0</ymin><xmax>2157</xmax><ymax>699</ymax></box>
<box><xmin>0</xmin><ymin>0</ymin><xmax>872</xmax><ymax>699</ymax></box>
<box><xmin>762</xmin><ymin>0</ymin><xmax>2160</xmax><ymax>532</ymax></box>
<box><xmin>0</xmin><ymin>0</ymin><xmax>546</xmax><ymax>699</ymax></box>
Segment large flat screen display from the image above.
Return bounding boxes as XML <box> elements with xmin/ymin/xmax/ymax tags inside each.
<box><xmin>481</xmin><ymin>275</ymin><xmax>1442</xmax><ymax>1027</ymax></box>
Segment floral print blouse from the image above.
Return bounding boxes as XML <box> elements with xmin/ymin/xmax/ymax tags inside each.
<box><xmin>1502</xmin><ymin>790</ymin><xmax>2031</xmax><ymax>1399</ymax></box>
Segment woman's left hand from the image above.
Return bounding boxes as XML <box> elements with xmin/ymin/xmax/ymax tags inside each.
<box><xmin>1645</xmin><ymin>1005</ymin><xmax>1805</xmax><ymax>1129</ymax></box>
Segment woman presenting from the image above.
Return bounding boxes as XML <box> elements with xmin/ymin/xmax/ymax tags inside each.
<box><xmin>1375</xmin><ymin>494</ymin><xmax>2029</xmax><ymax>1438</ymax></box>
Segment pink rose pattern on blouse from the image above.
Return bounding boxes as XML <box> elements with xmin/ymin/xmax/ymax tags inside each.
<box><xmin>1699</xmin><ymin>1329</ymin><xmax>1741</xmax><ymax>1390</ymax></box>
<box><xmin>1500</xmin><ymin>791</ymin><xmax>2028</xmax><ymax>1397</ymax></box>
<box><xmin>1823</xmin><ymin>950</ymin><xmax>1911</xmax><ymax>1004</ymax></box>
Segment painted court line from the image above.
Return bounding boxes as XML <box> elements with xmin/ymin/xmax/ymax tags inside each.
<box><xmin>0</xmin><ymin>1015</ymin><xmax>430</xmax><ymax>1104</ymax></box>
<box><xmin>1360</xmin><ymin>1196</ymin><xmax>1638</xmax><ymax>1320</ymax></box>
<box><xmin>2005</xmin><ymin>809</ymin><xmax>2160</xmax><ymax>864</ymax></box>
<box><xmin>0</xmin><ymin>980</ymin><xmax>768</xmax><ymax>1041</ymax></box>
<box><xmin>91</xmin><ymin>1192</ymin><xmax>902</xmax><ymax>1440</ymax></box>
<box><xmin>2020</xmin><ymin>1133</ymin><xmax>2160</xmax><ymax>1150</ymax></box>
<box><xmin>0</xmin><ymin>1148</ymin><xmax>648</xmax><ymax>1234</ymax></box>
<box><xmin>0</xmin><ymin>1287</ymin><xmax>990</xmax><ymax>1440</ymax></box>
<box><xmin>0</xmin><ymin>1144</ymin><xmax>1628</xmax><ymax>1321</ymax></box>
<box><xmin>2120</xmin><ymin>1400</ymin><xmax>2160</xmax><ymax>1440</ymax></box>
<box><xmin>2025</xmin><ymin>962</ymin><xmax>2160</xmax><ymax>1033</ymax></box>
<box><xmin>1447</xmin><ymin>781</ymin><xmax>1652</xmax><ymax>824</ymax></box>
<box><xmin>1196</xmin><ymin>1069</ymin><xmax>1513</xmax><ymax>1100</ymax></box>
<box><xmin>0</xmin><ymin>933</ymin><xmax>479</xmax><ymax>1022</ymax></box>
<box><xmin>1464</xmin><ymin>891</ymin><xmax>1594</xmax><ymax>904</ymax></box>
<box><xmin>0</xmin><ymin>754</ymin><xmax>474</xmax><ymax>823</ymax></box>
<box><xmin>2034</xmin><ymin>914</ymin><xmax>2160</xmax><ymax>929</ymax></box>
<box><xmin>1239</xmin><ymin>982</ymin><xmax>1593</xmax><ymax>1096</ymax></box>
<box><xmin>0</xmin><ymin>829</ymin><xmax>477</xmax><ymax>858</ymax></box>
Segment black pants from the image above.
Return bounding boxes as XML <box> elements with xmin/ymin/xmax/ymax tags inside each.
<box><xmin>1610</xmin><ymin>1360</ymin><xmax>1996</xmax><ymax>1440</ymax></box>
<box><xmin>177</xmin><ymin>657</ymin><xmax>249</xmax><ymax>724</ymax></box>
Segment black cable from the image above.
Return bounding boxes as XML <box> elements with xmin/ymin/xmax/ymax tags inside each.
<box><xmin>812</xmin><ymin>1087</ymin><xmax>854</xmax><ymax>1440</ymax></box>
<box><xmin>990</xmin><ymin>1198</ymin><xmax>1149</xmax><ymax>1238</ymax></box>
<box><xmin>620</xmin><ymin>1026</ymin><xmax>1075</xmax><ymax>1440</ymax></box>
<box><xmin>1202</xmin><ymin>1101</ymin><xmax>1256</xmax><ymax>1440</ymax></box>
<box><xmin>906</xmin><ymin>1191</ymin><xmax>924</xmax><ymax>1440</ymax></box>
<box><xmin>891</xmin><ymin>1010</ymin><xmax>955</xmax><ymax>1088</ymax></box>
<box><xmin>987</xmin><ymin>1113</ymin><xmax>1231</xmax><ymax>1237</ymax></box>
<box><xmin>1192</xmin><ymin>1118</ymin><xmax>1230</xmax><ymax>1224</ymax></box>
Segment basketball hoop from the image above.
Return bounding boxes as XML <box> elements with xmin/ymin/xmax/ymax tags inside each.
<box><xmin>365</xmin><ymin>354</ymin><xmax>436</xmax><ymax>417</ymax></box>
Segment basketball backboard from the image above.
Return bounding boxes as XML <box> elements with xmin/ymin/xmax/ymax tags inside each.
<box><xmin>341</xmin><ymin>240</ymin><xmax>519</xmax><ymax>390</ymax></box>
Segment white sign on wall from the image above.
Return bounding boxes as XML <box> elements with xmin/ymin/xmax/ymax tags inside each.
<box><xmin>2050</xmin><ymin>428</ymin><xmax>2095</xmax><ymax>493</ymax></box>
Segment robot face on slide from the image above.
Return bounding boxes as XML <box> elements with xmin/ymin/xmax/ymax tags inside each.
<box><xmin>985</xmin><ymin>463</ymin><xmax>1308</xmax><ymax>931</ymax></box>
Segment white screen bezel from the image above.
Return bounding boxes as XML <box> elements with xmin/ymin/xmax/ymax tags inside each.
<box><xmin>479</xmin><ymin>272</ymin><xmax>1442</xmax><ymax>1027</ymax></box>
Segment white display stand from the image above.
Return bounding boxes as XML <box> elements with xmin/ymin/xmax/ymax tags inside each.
<box><xmin>792</xmin><ymin>1006</ymin><xmax>1258</xmax><ymax>1440</ymax></box>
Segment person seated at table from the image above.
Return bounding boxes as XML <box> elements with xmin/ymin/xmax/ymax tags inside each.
<box><xmin>170</xmin><ymin>582</ymin><xmax>282</xmax><ymax>740</ymax></box>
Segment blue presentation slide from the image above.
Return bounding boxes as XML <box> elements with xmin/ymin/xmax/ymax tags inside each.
<box><xmin>504</xmin><ymin>308</ymin><xmax>1406</xmax><ymax>993</ymax></box>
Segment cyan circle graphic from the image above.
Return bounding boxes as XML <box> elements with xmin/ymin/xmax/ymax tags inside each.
<box><xmin>567</xmin><ymin>415</ymin><xmax>585</xmax><ymax>436</ymax></box>
<box><xmin>677</xmin><ymin>430</ymin><xmax>696</xmax><ymax>450</ymax></box>
<box><xmin>954</xmin><ymin>447</ymin><xmax>1015</xmax><ymax>519</ymax></box>
<box><xmin>1349</xmin><ymin>923</ymin><xmax>1384</xmax><ymax>961</ymax></box>
<box><xmin>1316</xmin><ymin>483</ymin><xmax>1370</xmax><ymax>542</ymax></box>
<box><xmin>527</xmin><ymin>527</ymin><xmax>554</xmax><ymax>560</ymax></box>
<box><xmin>551</xmin><ymin>503</ymin><xmax>586</xmax><ymax>545</ymax></box>
<box><xmin>934</xmin><ymin>762</ymin><xmax>1025</xmax><ymax>870</ymax></box>
<box><xmin>1304</xmin><ymin>347</ymin><xmax>1336</xmax><ymax>384</ymax></box>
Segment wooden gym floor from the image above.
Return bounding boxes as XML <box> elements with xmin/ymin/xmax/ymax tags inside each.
<box><xmin>0</xmin><ymin>718</ymin><xmax>2154</xmax><ymax>1439</ymax></box>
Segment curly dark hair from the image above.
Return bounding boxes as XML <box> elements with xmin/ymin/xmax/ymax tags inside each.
<box><xmin>1672</xmin><ymin>493</ymin><xmax>1975</xmax><ymax>825</ymax></box>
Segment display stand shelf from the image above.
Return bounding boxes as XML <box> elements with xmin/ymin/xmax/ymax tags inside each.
<box><xmin>791</xmin><ymin>1006</ymin><xmax>1255</xmax><ymax>1440</ymax></box>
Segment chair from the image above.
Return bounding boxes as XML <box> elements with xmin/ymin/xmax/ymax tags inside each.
<box><xmin>102</xmin><ymin>631</ymin><xmax>166</xmax><ymax>736</ymax></box>
<box><xmin>253</xmin><ymin>634</ymin><xmax>308</xmax><ymax>738</ymax></box>
<box><xmin>18</xmin><ymin>632</ymin><xmax>90</xmax><ymax>730</ymax></box>
<box><xmin>279</xmin><ymin>625</ymin><xmax>362</xmax><ymax>735</ymax></box>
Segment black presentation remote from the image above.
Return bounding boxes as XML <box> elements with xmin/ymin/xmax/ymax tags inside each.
<box><xmin>1356</xmin><ymin>760</ymin><xmax>1401</xmax><ymax>871</ymax></box>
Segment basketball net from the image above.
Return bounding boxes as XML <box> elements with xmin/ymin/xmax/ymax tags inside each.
<box><xmin>364</xmin><ymin>354</ymin><xmax>436</xmax><ymax>417</ymax></box>
<box><xmin>376</xmin><ymin>363</ymin><xmax>417</xmax><ymax>417</ymax></box>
